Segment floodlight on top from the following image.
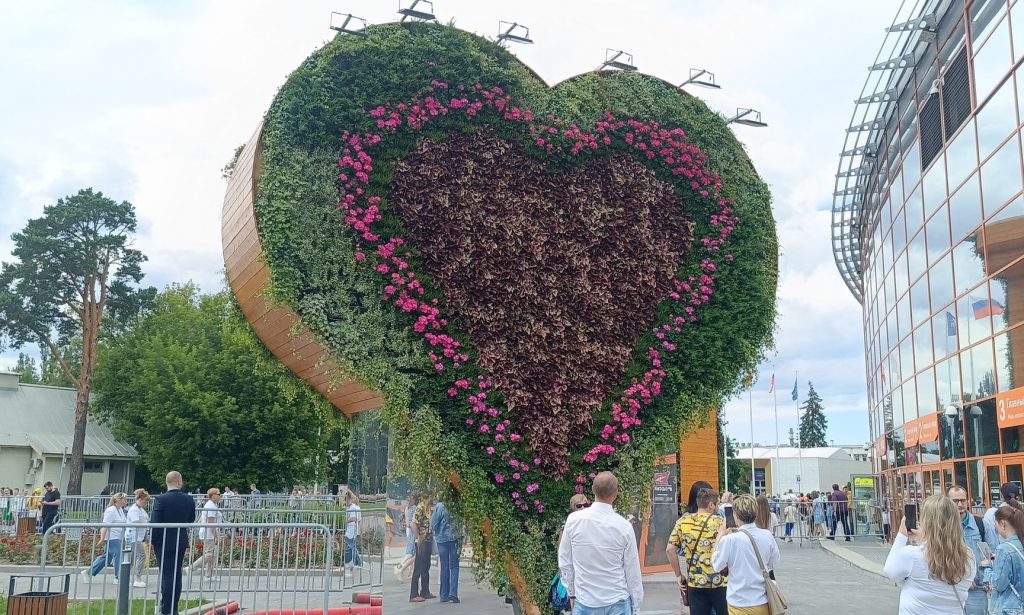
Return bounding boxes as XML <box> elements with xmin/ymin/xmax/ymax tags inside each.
<box><xmin>727</xmin><ymin>108</ymin><xmax>768</xmax><ymax>128</ymax></box>
<box><xmin>398</xmin><ymin>0</ymin><xmax>437</xmax><ymax>22</ymax></box>
<box><xmin>680</xmin><ymin>68</ymin><xmax>721</xmax><ymax>90</ymax></box>
<box><xmin>329</xmin><ymin>12</ymin><xmax>368</xmax><ymax>37</ymax></box>
<box><xmin>601</xmin><ymin>49</ymin><xmax>637</xmax><ymax>72</ymax></box>
<box><xmin>497</xmin><ymin>21</ymin><xmax>533</xmax><ymax>45</ymax></box>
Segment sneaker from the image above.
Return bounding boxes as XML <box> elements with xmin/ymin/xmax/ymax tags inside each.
<box><xmin>448</xmin><ymin>597</ymin><xmax>460</xmax><ymax>604</ymax></box>
<box><xmin>132</xmin><ymin>580</ymin><xmax>146</xmax><ymax>588</ymax></box>
<box><xmin>112</xmin><ymin>577</ymin><xmax>119</xmax><ymax>585</ymax></box>
<box><xmin>80</xmin><ymin>569</ymin><xmax>92</xmax><ymax>583</ymax></box>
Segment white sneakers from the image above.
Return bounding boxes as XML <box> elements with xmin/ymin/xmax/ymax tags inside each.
<box><xmin>132</xmin><ymin>579</ymin><xmax>146</xmax><ymax>588</ymax></box>
<box><xmin>79</xmin><ymin>569</ymin><xmax>92</xmax><ymax>583</ymax></box>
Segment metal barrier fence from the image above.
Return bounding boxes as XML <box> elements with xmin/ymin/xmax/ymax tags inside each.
<box><xmin>765</xmin><ymin>499</ymin><xmax>889</xmax><ymax>544</ymax></box>
<box><xmin>31</xmin><ymin>521</ymin><xmax>382</xmax><ymax>615</ymax></box>
<box><xmin>51</xmin><ymin>494</ymin><xmax>360</xmax><ymax>523</ymax></box>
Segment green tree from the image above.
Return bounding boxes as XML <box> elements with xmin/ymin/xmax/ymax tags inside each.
<box><xmin>799</xmin><ymin>381</ymin><xmax>829</xmax><ymax>448</ymax></box>
<box><xmin>13</xmin><ymin>352</ymin><xmax>40</xmax><ymax>384</ymax></box>
<box><xmin>0</xmin><ymin>189</ymin><xmax>154</xmax><ymax>494</ymax></box>
<box><xmin>92</xmin><ymin>284</ymin><xmax>342</xmax><ymax>491</ymax></box>
<box><xmin>39</xmin><ymin>344</ymin><xmax>75</xmax><ymax>387</ymax></box>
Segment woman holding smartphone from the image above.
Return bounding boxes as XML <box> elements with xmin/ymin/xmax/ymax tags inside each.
<box><xmin>883</xmin><ymin>495</ymin><xmax>974</xmax><ymax>614</ymax></box>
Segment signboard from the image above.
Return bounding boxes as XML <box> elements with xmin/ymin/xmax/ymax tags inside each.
<box><xmin>997</xmin><ymin>387</ymin><xmax>1024</xmax><ymax>429</ymax></box>
<box><xmin>852</xmin><ymin>475</ymin><xmax>875</xmax><ymax>501</ymax></box>
<box><xmin>918</xmin><ymin>413</ymin><xmax>939</xmax><ymax>444</ymax></box>
<box><xmin>903</xmin><ymin>418</ymin><xmax>920</xmax><ymax>447</ymax></box>
<box><xmin>652</xmin><ymin>461</ymin><xmax>678</xmax><ymax>504</ymax></box>
<box><xmin>754</xmin><ymin>468</ymin><xmax>766</xmax><ymax>481</ymax></box>
<box><xmin>641</xmin><ymin>454</ymin><xmax>679</xmax><ymax>571</ymax></box>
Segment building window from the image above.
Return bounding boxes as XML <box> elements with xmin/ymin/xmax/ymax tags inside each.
<box><xmin>964</xmin><ymin>399</ymin><xmax>1001</xmax><ymax>456</ymax></box>
<box><xmin>84</xmin><ymin>461</ymin><xmax>104</xmax><ymax>474</ymax></box>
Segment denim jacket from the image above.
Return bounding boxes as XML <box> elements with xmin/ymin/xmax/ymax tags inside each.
<box><xmin>963</xmin><ymin>513</ymin><xmax>987</xmax><ymax>587</ymax></box>
<box><xmin>992</xmin><ymin>535</ymin><xmax>1024</xmax><ymax>614</ymax></box>
<box><xmin>431</xmin><ymin>501</ymin><xmax>461</xmax><ymax>544</ymax></box>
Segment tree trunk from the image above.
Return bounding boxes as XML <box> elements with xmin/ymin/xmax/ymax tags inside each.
<box><xmin>67</xmin><ymin>383</ymin><xmax>90</xmax><ymax>495</ymax></box>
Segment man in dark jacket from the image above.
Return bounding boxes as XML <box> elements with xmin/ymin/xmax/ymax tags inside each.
<box><xmin>151</xmin><ymin>471</ymin><xmax>196</xmax><ymax>615</ymax></box>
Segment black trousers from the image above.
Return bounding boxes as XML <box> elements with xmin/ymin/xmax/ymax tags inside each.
<box><xmin>41</xmin><ymin>514</ymin><xmax>58</xmax><ymax>534</ymax></box>
<box><xmin>830</xmin><ymin>510</ymin><xmax>851</xmax><ymax>538</ymax></box>
<box><xmin>409</xmin><ymin>541</ymin><xmax>432</xmax><ymax>599</ymax></box>
<box><xmin>688</xmin><ymin>586</ymin><xmax>728</xmax><ymax>615</ymax></box>
<box><xmin>157</xmin><ymin>546</ymin><xmax>186</xmax><ymax>615</ymax></box>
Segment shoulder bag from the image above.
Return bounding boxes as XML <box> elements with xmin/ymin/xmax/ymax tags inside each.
<box><xmin>739</xmin><ymin>529</ymin><xmax>788</xmax><ymax>615</ymax></box>
<box><xmin>680</xmin><ymin>514</ymin><xmax>712</xmax><ymax>606</ymax></box>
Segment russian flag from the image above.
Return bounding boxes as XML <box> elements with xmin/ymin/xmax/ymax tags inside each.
<box><xmin>971</xmin><ymin>297</ymin><xmax>1005</xmax><ymax>319</ymax></box>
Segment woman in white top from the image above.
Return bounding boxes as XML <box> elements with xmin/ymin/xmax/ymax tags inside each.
<box><xmin>126</xmin><ymin>489</ymin><xmax>151</xmax><ymax>588</ymax></box>
<box><xmin>186</xmin><ymin>488</ymin><xmax>223</xmax><ymax>582</ymax></box>
<box><xmin>711</xmin><ymin>494</ymin><xmax>781</xmax><ymax>613</ymax></box>
<box><xmin>883</xmin><ymin>494</ymin><xmax>975</xmax><ymax>615</ymax></box>
<box><xmin>80</xmin><ymin>493</ymin><xmax>128</xmax><ymax>584</ymax></box>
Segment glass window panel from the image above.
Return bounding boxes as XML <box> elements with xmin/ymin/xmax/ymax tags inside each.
<box><xmin>905</xmin><ymin>141</ymin><xmax>922</xmax><ymax>190</ymax></box>
<box><xmin>904</xmin><ymin>377</ymin><xmax>919</xmax><ymax>421</ymax></box>
<box><xmin>946</xmin><ymin>120</ymin><xmax>979</xmax><ymax>192</ymax></box>
<box><xmin>886</xmin><ymin>265</ymin><xmax>897</xmax><ymax>307</ymax></box>
<box><xmin>888</xmin><ymin>310</ymin><xmax>900</xmax><ymax>351</ymax></box>
<box><xmin>918</xmin><ymin>367</ymin><xmax>938</xmax><ymax>417</ymax></box>
<box><xmin>954</xmin><ymin>232</ymin><xmax>989</xmax><ymax>296</ymax></box>
<box><xmin>892</xmin><ymin>207</ymin><xmax>908</xmax><ymax>254</ymax></box>
<box><xmin>969</xmin><ymin>461</ymin><xmax>984</xmax><ymax>507</ymax></box>
<box><xmin>934</xmin><ymin>310</ymin><xmax>959</xmax><ymax>359</ymax></box>
<box><xmin>1014</xmin><ymin>0</ymin><xmax>1024</xmax><ymax>60</ymax></box>
<box><xmin>923</xmin><ymin>155</ymin><xmax>948</xmax><ymax>218</ymax></box>
<box><xmin>977</xmin><ymin>76</ymin><xmax>1018</xmax><ymax>159</ymax></box>
<box><xmin>1003</xmin><ymin>426</ymin><xmax>1024</xmax><ymax>453</ymax></box>
<box><xmin>891</xmin><ymin>170</ymin><xmax>905</xmax><ymax>210</ymax></box>
<box><xmin>963</xmin><ymin>339</ymin><xmax>997</xmax><ymax>402</ymax></box>
<box><xmin>966</xmin><ymin>399</ymin><xmax>999</xmax><ymax>456</ymax></box>
<box><xmin>892</xmin><ymin>383</ymin><xmax>905</xmax><ymax>428</ymax></box>
<box><xmin>931</xmin><ymin>253</ymin><xmax>955</xmax><ymax>313</ymax></box>
<box><xmin>883</xmin><ymin>229</ymin><xmax>893</xmax><ymax>271</ymax></box>
<box><xmin>937</xmin><ymin>354</ymin><xmax>963</xmax><ymax>409</ymax></box>
<box><xmin>973</xmin><ymin>0</ymin><xmax>1008</xmax><ymax>45</ymax></box>
<box><xmin>926</xmin><ymin>205</ymin><xmax>952</xmax><ymax>264</ymax></box>
<box><xmin>911</xmin><ymin>276</ymin><xmax>932</xmax><ymax>329</ymax></box>
<box><xmin>950</xmin><ymin>173</ymin><xmax>984</xmax><ymax>242</ymax></box>
<box><xmin>902</xmin><ymin>336</ymin><xmax>915</xmax><ymax>382</ymax></box>
<box><xmin>958</xmin><ymin>293</ymin><xmax>994</xmax><ymax>352</ymax></box>
<box><xmin>991</xmin><ymin>258</ymin><xmax>1024</xmax><ymax>332</ymax></box>
<box><xmin>896</xmin><ymin>249</ymin><xmax>910</xmax><ymax>298</ymax></box>
<box><xmin>915</xmin><ymin>323</ymin><xmax>934</xmax><ymax>373</ymax></box>
<box><xmin>993</xmin><ymin>330</ymin><xmax>1018</xmax><ymax>392</ymax></box>
<box><xmin>943</xmin><ymin>412</ymin><xmax>967</xmax><ymax>460</ymax></box>
<box><xmin>974</xmin><ymin>15</ymin><xmax>1013</xmax><ymax>102</ymax></box>
<box><xmin>900</xmin><ymin>290</ymin><xmax>914</xmax><ymax>340</ymax></box>
<box><xmin>980</xmin><ymin>135</ymin><xmax>1023</xmax><ymax>215</ymax></box>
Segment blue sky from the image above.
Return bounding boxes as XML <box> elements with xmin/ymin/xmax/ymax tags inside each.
<box><xmin>0</xmin><ymin>1</ymin><xmax>896</xmax><ymax>446</ymax></box>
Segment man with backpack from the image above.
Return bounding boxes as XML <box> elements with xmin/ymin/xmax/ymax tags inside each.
<box><xmin>947</xmin><ymin>485</ymin><xmax>989</xmax><ymax>615</ymax></box>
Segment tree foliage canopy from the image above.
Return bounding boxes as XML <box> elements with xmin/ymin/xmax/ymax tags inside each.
<box><xmin>0</xmin><ymin>188</ymin><xmax>154</xmax><ymax>493</ymax></box>
<box><xmin>92</xmin><ymin>284</ymin><xmax>344</xmax><ymax>491</ymax></box>
<box><xmin>799</xmin><ymin>381</ymin><xmax>829</xmax><ymax>448</ymax></box>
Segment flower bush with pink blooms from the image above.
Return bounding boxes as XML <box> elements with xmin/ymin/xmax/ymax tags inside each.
<box><xmin>253</xmin><ymin>21</ymin><xmax>775</xmax><ymax>613</ymax></box>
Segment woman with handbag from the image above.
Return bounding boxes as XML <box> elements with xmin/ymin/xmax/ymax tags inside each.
<box><xmin>667</xmin><ymin>487</ymin><xmax>727</xmax><ymax>615</ymax></box>
<box><xmin>882</xmin><ymin>495</ymin><xmax>974</xmax><ymax>614</ymax></box>
<box><xmin>990</xmin><ymin>504</ymin><xmax>1024</xmax><ymax>614</ymax></box>
<box><xmin>711</xmin><ymin>494</ymin><xmax>784</xmax><ymax>615</ymax></box>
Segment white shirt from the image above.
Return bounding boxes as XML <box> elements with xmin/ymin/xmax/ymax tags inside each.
<box><xmin>558</xmin><ymin>501</ymin><xmax>644</xmax><ymax>610</ymax></box>
<box><xmin>711</xmin><ymin>523</ymin><xmax>781</xmax><ymax>607</ymax></box>
<box><xmin>199</xmin><ymin>500</ymin><xmax>222</xmax><ymax>540</ymax></box>
<box><xmin>883</xmin><ymin>533</ymin><xmax>974</xmax><ymax>614</ymax></box>
<box><xmin>102</xmin><ymin>506</ymin><xmax>127</xmax><ymax>541</ymax></box>
<box><xmin>126</xmin><ymin>503</ymin><xmax>150</xmax><ymax>542</ymax></box>
<box><xmin>985</xmin><ymin>504</ymin><xmax>1008</xmax><ymax>548</ymax></box>
<box><xmin>345</xmin><ymin>504</ymin><xmax>362</xmax><ymax>539</ymax></box>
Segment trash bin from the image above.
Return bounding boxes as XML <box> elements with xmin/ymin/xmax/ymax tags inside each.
<box><xmin>6</xmin><ymin>574</ymin><xmax>70</xmax><ymax>615</ymax></box>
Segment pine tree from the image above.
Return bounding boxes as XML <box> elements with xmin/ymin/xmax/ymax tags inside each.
<box><xmin>799</xmin><ymin>381</ymin><xmax>829</xmax><ymax>448</ymax></box>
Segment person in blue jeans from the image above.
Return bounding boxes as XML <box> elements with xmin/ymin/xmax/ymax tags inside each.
<box><xmin>80</xmin><ymin>493</ymin><xmax>128</xmax><ymax>584</ymax></box>
<box><xmin>991</xmin><ymin>504</ymin><xmax>1024</xmax><ymax>615</ymax></box>
<box><xmin>431</xmin><ymin>499</ymin><xmax>462</xmax><ymax>604</ymax></box>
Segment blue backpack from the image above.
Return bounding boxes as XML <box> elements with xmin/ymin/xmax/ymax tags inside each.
<box><xmin>549</xmin><ymin>573</ymin><xmax>570</xmax><ymax>612</ymax></box>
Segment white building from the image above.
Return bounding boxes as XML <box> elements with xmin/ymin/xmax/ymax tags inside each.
<box><xmin>0</xmin><ymin>371</ymin><xmax>137</xmax><ymax>493</ymax></box>
<box><xmin>734</xmin><ymin>445</ymin><xmax>872</xmax><ymax>495</ymax></box>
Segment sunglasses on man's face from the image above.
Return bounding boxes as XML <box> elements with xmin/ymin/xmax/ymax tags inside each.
<box><xmin>575</xmin><ymin>502</ymin><xmax>591</xmax><ymax>510</ymax></box>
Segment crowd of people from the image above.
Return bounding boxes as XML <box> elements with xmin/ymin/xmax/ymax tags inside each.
<box><xmin>0</xmin><ymin>481</ymin><xmax>62</xmax><ymax>534</ymax></box>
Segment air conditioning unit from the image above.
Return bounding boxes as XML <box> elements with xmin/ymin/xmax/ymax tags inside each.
<box><xmin>31</xmin><ymin>458</ymin><xmax>43</xmax><ymax>470</ymax></box>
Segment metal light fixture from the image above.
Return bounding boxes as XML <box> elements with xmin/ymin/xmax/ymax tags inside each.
<box><xmin>944</xmin><ymin>404</ymin><xmax>959</xmax><ymax>417</ymax></box>
<box><xmin>398</xmin><ymin>0</ymin><xmax>436</xmax><ymax>22</ymax></box>
<box><xmin>679</xmin><ymin>68</ymin><xmax>721</xmax><ymax>90</ymax></box>
<box><xmin>329</xmin><ymin>12</ymin><xmax>368</xmax><ymax>37</ymax></box>
<box><xmin>601</xmin><ymin>49</ymin><xmax>637</xmax><ymax>72</ymax></box>
<box><xmin>727</xmin><ymin>108</ymin><xmax>768</xmax><ymax>128</ymax></box>
<box><xmin>497</xmin><ymin>21</ymin><xmax>533</xmax><ymax>45</ymax></box>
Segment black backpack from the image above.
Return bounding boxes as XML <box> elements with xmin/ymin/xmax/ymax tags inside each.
<box><xmin>974</xmin><ymin>514</ymin><xmax>987</xmax><ymax>543</ymax></box>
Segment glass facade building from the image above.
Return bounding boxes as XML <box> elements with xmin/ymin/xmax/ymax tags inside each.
<box><xmin>834</xmin><ymin>0</ymin><xmax>1024</xmax><ymax>511</ymax></box>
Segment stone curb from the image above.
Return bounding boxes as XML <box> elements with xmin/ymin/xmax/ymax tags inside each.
<box><xmin>814</xmin><ymin>540</ymin><xmax>898</xmax><ymax>586</ymax></box>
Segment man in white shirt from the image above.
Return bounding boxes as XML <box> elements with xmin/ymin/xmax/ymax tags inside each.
<box><xmin>344</xmin><ymin>491</ymin><xmax>363</xmax><ymax>572</ymax></box>
<box><xmin>185</xmin><ymin>488</ymin><xmax>222</xmax><ymax>582</ymax></box>
<box><xmin>711</xmin><ymin>494</ymin><xmax>781</xmax><ymax>613</ymax></box>
<box><xmin>558</xmin><ymin>471</ymin><xmax>643</xmax><ymax>615</ymax></box>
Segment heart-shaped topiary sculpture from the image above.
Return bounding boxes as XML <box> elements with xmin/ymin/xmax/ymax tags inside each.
<box><xmin>249</xmin><ymin>22</ymin><xmax>776</xmax><ymax>613</ymax></box>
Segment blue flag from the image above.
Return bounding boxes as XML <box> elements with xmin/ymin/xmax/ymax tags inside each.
<box><xmin>791</xmin><ymin>378</ymin><xmax>798</xmax><ymax>401</ymax></box>
<box><xmin>945</xmin><ymin>311</ymin><xmax>957</xmax><ymax>337</ymax></box>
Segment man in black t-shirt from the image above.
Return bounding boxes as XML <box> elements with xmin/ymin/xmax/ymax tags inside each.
<box><xmin>40</xmin><ymin>481</ymin><xmax>61</xmax><ymax>534</ymax></box>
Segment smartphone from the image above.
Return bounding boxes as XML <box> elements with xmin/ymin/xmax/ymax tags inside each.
<box><xmin>724</xmin><ymin>506</ymin><xmax>736</xmax><ymax>528</ymax></box>
<box><xmin>904</xmin><ymin>503</ymin><xmax>917</xmax><ymax>531</ymax></box>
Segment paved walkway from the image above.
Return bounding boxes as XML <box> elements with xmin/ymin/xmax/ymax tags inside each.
<box><xmin>381</xmin><ymin>540</ymin><xmax>900</xmax><ymax>614</ymax></box>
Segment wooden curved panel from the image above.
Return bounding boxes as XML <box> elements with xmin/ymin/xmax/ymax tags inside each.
<box><xmin>221</xmin><ymin>126</ymin><xmax>383</xmax><ymax>417</ymax></box>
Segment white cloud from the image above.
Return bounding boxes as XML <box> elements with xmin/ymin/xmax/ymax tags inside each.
<box><xmin>0</xmin><ymin>0</ymin><xmax>898</xmax><ymax>443</ymax></box>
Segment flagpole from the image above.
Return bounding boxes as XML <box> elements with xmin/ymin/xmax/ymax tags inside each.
<box><xmin>749</xmin><ymin>385</ymin><xmax>757</xmax><ymax>496</ymax></box>
<box><xmin>773</xmin><ymin>372</ymin><xmax>781</xmax><ymax>497</ymax></box>
<box><xmin>796</xmin><ymin>371</ymin><xmax>804</xmax><ymax>495</ymax></box>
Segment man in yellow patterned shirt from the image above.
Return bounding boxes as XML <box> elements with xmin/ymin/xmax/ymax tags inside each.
<box><xmin>667</xmin><ymin>486</ymin><xmax>727</xmax><ymax>615</ymax></box>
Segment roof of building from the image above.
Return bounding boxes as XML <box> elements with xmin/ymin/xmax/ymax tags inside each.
<box><xmin>735</xmin><ymin>446</ymin><xmax>865</xmax><ymax>461</ymax></box>
<box><xmin>0</xmin><ymin>380</ymin><xmax>137</xmax><ymax>458</ymax></box>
